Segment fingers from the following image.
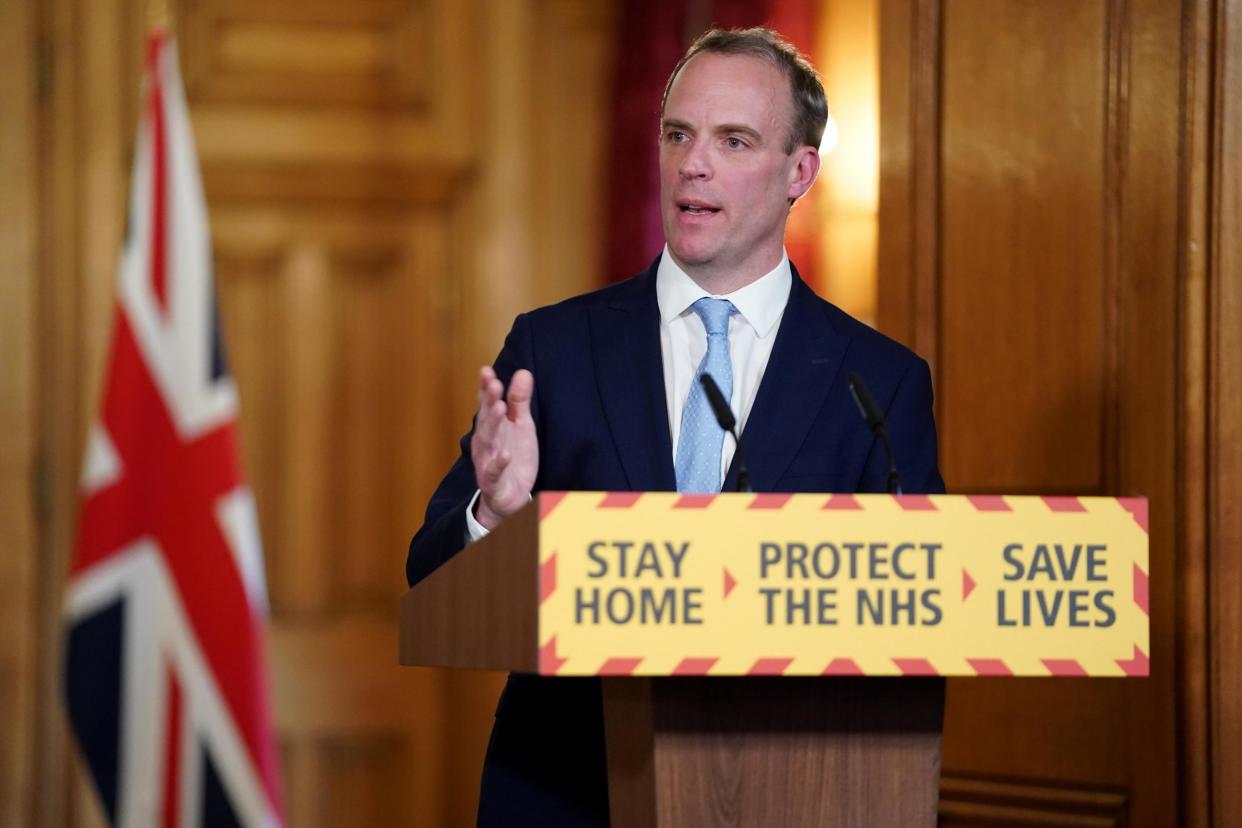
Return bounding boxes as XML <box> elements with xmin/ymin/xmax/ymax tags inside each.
<box><xmin>472</xmin><ymin>366</ymin><xmax>517</xmax><ymax>477</ymax></box>
<box><xmin>472</xmin><ymin>366</ymin><xmax>534</xmax><ymax>482</ymax></box>
<box><xmin>476</xmin><ymin>366</ymin><xmax>502</xmax><ymax>410</ymax></box>
<box><xmin>507</xmin><ymin>369</ymin><xmax>534</xmax><ymax>422</ymax></box>
<box><xmin>477</xmin><ymin>366</ymin><xmax>534</xmax><ymax>425</ymax></box>
<box><xmin>470</xmin><ymin>365</ymin><xmax>538</xmax><ymax>519</ymax></box>
<box><xmin>474</xmin><ymin>366</ymin><xmax>505</xmax><ymax>442</ymax></box>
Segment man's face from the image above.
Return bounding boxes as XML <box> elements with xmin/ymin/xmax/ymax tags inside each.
<box><xmin>659</xmin><ymin>52</ymin><xmax>817</xmax><ymax>284</ymax></box>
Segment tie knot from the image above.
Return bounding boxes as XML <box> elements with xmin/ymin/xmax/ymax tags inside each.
<box><xmin>691</xmin><ymin>297</ymin><xmax>736</xmax><ymax>337</ymax></box>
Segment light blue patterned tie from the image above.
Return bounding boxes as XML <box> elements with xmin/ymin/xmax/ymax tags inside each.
<box><xmin>675</xmin><ymin>298</ymin><xmax>738</xmax><ymax>493</ymax></box>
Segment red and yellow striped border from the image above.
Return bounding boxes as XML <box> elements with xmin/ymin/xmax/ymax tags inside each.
<box><xmin>536</xmin><ymin>493</ymin><xmax>1149</xmax><ymax>678</ymax></box>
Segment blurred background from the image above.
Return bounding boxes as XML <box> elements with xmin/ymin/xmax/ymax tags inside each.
<box><xmin>2</xmin><ymin>0</ymin><xmax>1240</xmax><ymax>825</ymax></box>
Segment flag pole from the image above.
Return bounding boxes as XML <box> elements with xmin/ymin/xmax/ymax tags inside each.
<box><xmin>147</xmin><ymin>0</ymin><xmax>171</xmax><ymax>33</ymax></box>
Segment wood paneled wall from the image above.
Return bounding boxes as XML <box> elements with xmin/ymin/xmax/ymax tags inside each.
<box><xmin>5</xmin><ymin>0</ymin><xmax>616</xmax><ymax>825</ymax></box>
<box><xmin>1204</xmin><ymin>2</ymin><xmax>1242</xmax><ymax>821</ymax></box>
<box><xmin>880</xmin><ymin>0</ymin><xmax>1242</xmax><ymax>824</ymax></box>
<box><xmin>9</xmin><ymin>0</ymin><xmax>1241</xmax><ymax>825</ymax></box>
<box><xmin>1</xmin><ymin>0</ymin><xmax>39</xmax><ymax>824</ymax></box>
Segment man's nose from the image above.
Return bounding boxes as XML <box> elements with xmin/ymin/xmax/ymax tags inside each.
<box><xmin>679</xmin><ymin>141</ymin><xmax>712</xmax><ymax>179</ymax></box>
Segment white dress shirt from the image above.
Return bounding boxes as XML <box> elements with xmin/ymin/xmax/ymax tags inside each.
<box><xmin>657</xmin><ymin>247</ymin><xmax>791</xmax><ymax>480</ymax></box>
<box><xmin>466</xmin><ymin>247</ymin><xmax>792</xmax><ymax>540</ymax></box>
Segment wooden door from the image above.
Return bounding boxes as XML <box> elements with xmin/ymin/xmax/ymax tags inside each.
<box><xmin>879</xmin><ymin>0</ymin><xmax>1239</xmax><ymax>824</ymax></box>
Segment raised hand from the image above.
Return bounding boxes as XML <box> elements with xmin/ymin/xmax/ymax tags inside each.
<box><xmin>471</xmin><ymin>366</ymin><xmax>539</xmax><ymax>530</ymax></box>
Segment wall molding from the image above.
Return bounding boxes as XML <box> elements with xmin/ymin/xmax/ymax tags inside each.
<box><xmin>941</xmin><ymin>772</ymin><xmax>1129</xmax><ymax>826</ymax></box>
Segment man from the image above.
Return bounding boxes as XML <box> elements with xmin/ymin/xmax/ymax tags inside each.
<box><xmin>407</xmin><ymin>27</ymin><xmax>943</xmax><ymax>826</ymax></box>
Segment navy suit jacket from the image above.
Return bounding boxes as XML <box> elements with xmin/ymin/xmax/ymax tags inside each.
<box><xmin>407</xmin><ymin>258</ymin><xmax>943</xmax><ymax>588</ymax></box>
<box><xmin>405</xmin><ymin>257</ymin><xmax>943</xmax><ymax>825</ymax></box>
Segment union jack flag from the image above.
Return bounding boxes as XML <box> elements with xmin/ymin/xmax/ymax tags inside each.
<box><xmin>63</xmin><ymin>31</ymin><xmax>284</xmax><ymax>828</ymax></box>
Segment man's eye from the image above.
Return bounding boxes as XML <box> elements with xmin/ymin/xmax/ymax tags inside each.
<box><xmin>667</xmin><ymin>131</ymin><xmax>688</xmax><ymax>143</ymax></box>
<box><xmin>726</xmin><ymin>136</ymin><xmax>747</xmax><ymax>150</ymax></box>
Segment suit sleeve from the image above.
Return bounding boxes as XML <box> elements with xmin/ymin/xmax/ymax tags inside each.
<box><xmin>405</xmin><ymin>313</ymin><xmax>540</xmax><ymax>587</ymax></box>
<box><xmin>859</xmin><ymin>356</ymin><xmax>945</xmax><ymax>495</ymax></box>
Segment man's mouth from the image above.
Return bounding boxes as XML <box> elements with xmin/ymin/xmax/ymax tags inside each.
<box><xmin>678</xmin><ymin>200</ymin><xmax>720</xmax><ymax>216</ymax></box>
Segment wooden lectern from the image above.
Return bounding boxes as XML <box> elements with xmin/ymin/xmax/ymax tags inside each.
<box><xmin>400</xmin><ymin>497</ymin><xmax>945</xmax><ymax>826</ymax></box>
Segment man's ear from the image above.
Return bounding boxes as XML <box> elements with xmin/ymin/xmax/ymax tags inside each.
<box><xmin>787</xmin><ymin>146</ymin><xmax>821</xmax><ymax>201</ymax></box>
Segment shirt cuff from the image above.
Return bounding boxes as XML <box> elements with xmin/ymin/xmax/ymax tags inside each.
<box><xmin>464</xmin><ymin>489</ymin><xmax>535</xmax><ymax>544</ymax></box>
<box><xmin>464</xmin><ymin>489</ymin><xmax>490</xmax><ymax>543</ymax></box>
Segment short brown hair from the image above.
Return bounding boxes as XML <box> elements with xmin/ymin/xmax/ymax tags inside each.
<box><xmin>661</xmin><ymin>27</ymin><xmax>829</xmax><ymax>154</ymax></box>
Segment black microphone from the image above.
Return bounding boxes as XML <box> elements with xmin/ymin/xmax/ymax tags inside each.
<box><xmin>699</xmin><ymin>373</ymin><xmax>752</xmax><ymax>492</ymax></box>
<box><xmin>847</xmin><ymin>372</ymin><xmax>903</xmax><ymax>495</ymax></box>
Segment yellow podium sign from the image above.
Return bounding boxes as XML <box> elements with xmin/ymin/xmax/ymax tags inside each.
<box><xmin>535</xmin><ymin>492</ymin><xmax>1149</xmax><ymax>677</ymax></box>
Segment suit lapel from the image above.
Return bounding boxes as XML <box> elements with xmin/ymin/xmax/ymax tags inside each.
<box><xmin>725</xmin><ymin>270</ymin><xmax>849</xmax><ymax>491</ymax></box>
<box><xmin>590</xmin><ymin>264</ymin><xmax>677</xmax><ymax>492</ymax></box>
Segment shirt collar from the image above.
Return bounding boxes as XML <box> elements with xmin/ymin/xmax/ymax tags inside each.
<box><xmin>655</xmin><ymin>246</ymin><xmax>792</xmax><ymax>338</ymax></box>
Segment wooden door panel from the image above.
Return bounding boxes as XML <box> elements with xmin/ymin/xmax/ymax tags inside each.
<box><xmin>182</xmin><ymin>0</ymin><xmax>489</xmax><ymax>819</ymax></box>
<box><xmin>940</xmin><ymin>0</ymin><xmax>1107</xmax><ymax>494</ymax></box>
<box><xmin>270</xmin><ymin>619</ymin><xmax>448</xmax><ymax>827</ymax></box>
<box><xmin>210</xmin><ymin>202</ymin><xmax>467</xmax><ymax>821</ymax></box>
